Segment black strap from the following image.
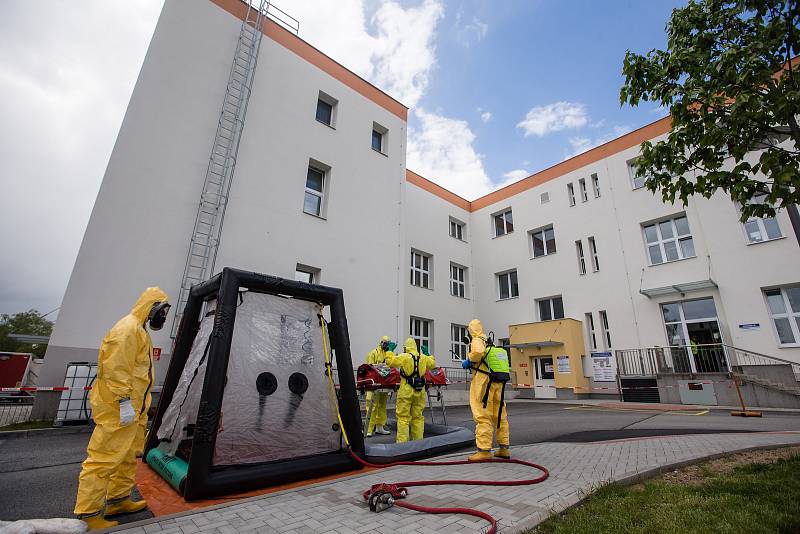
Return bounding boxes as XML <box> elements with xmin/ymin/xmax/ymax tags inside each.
<box><xmin>496</xmin><ymin>381</ymin><xmax>506</xmax><ymax>429</ymax></box>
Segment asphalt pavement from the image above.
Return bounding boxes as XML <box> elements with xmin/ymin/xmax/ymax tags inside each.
<box><xmin>3</xmin><ymin>402</ymin><xmax>800</xmax><ymax>523</ymax></box>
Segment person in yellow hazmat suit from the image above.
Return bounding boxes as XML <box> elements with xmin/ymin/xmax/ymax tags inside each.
<box><xmin>463</xmin><ymin>319</ymin><xmax>511</xmax><ymax>461</ymax></box>
<box><xmin>387</xmin><ymin>338</ymin><xmax>436</xmax><ymax>443</ymax></box>
<box><xmin>74</xmin><ymin>287</ymin><xmax>170</xmax><ymax>530</ymax></box>
<box><xmin>364</xmin><ymin>336</ymin><xmax>396</xmax><ymax>437</ymax></box>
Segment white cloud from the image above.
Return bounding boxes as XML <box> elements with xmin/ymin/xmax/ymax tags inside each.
<box><xmin>454</xmin><ymin>9</ymin><xmax>488</xmax><ymax>46</ymax></box>
<box><xmin>0</xmin><ymin>0</ymin><xmax>164</xmax><ymax>315</ymax></box>
<box><xmin>516</xmin><ymin>101</ymin><xmax>589</xmax><ymax>137</ymax></box>
<box><xmin>407</xmin><ymin>109</ymin><xmax>493</xmax><ymax>200</ymax></box>
<box><xmin>495</xmin><ymin>169</ymin><xmax>529</xmax><ymax>189</ymax></box>
<box><xmin>288</xmin><ymin>0</ymin><xmax>443</xmax><ymax>108</ymax></box>
<box><xmin>480</xmin><ymin>111</ymin><xmax>492</xmax><ymax>123</ymax></box>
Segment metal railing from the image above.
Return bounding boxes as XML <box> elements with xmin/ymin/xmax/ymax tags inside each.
<box><xmin>0</xmin><ymin>392</ymin><xmax>34</xmax><ymax>427</ymax></box>
<box><xmin>616</xmin><ymin>343</ymin><xmax>800</xmax><ymax>383</ymax></box>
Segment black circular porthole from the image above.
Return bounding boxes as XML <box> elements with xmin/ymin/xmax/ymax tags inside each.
<box><xmin>288</xmin><ymin>372</ymin><xmax>309</xmax><ymax>395</ymax></box>
<box><xmin>256</xmin><ymin>372</ymin><xmax>278</xmax><ymax>396</ymax></box>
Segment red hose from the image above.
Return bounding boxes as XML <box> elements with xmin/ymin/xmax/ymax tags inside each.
<box><xmin>350</xmin><ymin>451</ymin><xmax>549</xmax><ymax>534</ymax></box>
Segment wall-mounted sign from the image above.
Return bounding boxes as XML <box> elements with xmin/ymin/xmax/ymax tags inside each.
<box><xmin>738</xmin><ymin>323</ymin><xmax>760</xmax><ymax>330</ymax></box>
<box><xmin>557</xmin><ymin>355</ymin><xmax>570</xmax><ymax>374</ymax></box>
<box><xmin>591</xmin><ymin>351</ymin><xmax>615</xmax><ymax>382</ymax></box>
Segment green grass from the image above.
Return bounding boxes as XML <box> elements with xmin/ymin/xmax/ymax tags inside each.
<box><xmin>532</xmin><ymin>454</ymin><xmax>800</xmax><ymax>534</ymax></box>
<box><xmin>0</xmin><ymin>419</ymin><xmax>54</xmax><ymax>431</ymax></box>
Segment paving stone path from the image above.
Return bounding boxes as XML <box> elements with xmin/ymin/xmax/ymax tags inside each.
<box><xmin>114</xmin><ymin>431</ymin><xmax>800</xmax><ymax>534</ymax></box>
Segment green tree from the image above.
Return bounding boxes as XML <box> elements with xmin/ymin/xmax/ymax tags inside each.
<box><xmin>0</xmin><ymin>310</ymin><xmax>54</xmax><ymax>358</ymax></box>
<box><xmin>620</xmin><ymin>0</ymin><xmax>800</xmax><ymax>223</ymax></box>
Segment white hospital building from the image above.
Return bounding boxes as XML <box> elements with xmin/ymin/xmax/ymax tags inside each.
<box><xmin>36</xmin><ymin>0</ymin><xmax>800</xmax><ymax>417</ymax></box>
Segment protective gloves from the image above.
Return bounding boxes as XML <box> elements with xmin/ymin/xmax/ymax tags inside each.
<box><xmin>119</xmin><ymin>399</ymin><xmax>135</xmax><ymax>426</ymax></box>
<box><xmin>462</xmin><ymin>358</ymin><xmax>471</xmax><ymax>369</ymax></box>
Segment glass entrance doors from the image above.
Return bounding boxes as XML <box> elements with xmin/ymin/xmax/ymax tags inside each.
<box><xmin>661</xmin><ymin>297</ymin><xmax>728</xmax><ymax>373</ymax></box>
<box><xmin>533</xmin><ymin>356</ymin><xmax>556</xmax><ymax>398</ymax></box>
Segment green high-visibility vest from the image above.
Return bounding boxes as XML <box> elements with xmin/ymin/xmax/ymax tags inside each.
<box><xmin>484</xmin><ymin>347</ymin><xmax>510</xmax><ymax>373</ymax></box>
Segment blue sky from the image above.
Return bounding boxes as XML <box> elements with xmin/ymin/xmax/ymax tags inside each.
<box><xmin>411</xmin><ymin>0</ymin><xmax>683</xmax><ymax>195</ymax></box>
<box><xmin>0</xmin><ymin>0</ymin><xmax>686</xmax><ymax>314</ymax></box>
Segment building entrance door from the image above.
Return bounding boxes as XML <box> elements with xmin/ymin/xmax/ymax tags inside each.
<box><xmin>661</xmin><ymin>297</ymin><xmax>728</xmax><ymax>373</ymax></box>
<box><xmin>533</xmin><ymin>356</ymin><xmax>556</xmax><ymax>398</ymax></box>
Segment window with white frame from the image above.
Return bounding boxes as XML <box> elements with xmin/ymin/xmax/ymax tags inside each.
<box><xmin>493</xmin><ymin>209</ymin><xmax>514</xmax><ymax>237</ymax></box>
<box><xmin>450</xmin><ymin>263</ymin><xmax>467</xmax><ymax>298</ymax></box>
<box><xmin>642</xmin><ymin>214</ymin><xmax>695</xmax><ymax>265</ymax></box>
<box><xmin>567</xmin><ymin>183</ymin><xmax>576</xmax><ymax>207</ymax></box>
<box><xmin>530</xmin><ymin>225</ymin><xmax>556</xmax><ymax>258</ymax></box>
<box><xmin>585</xmin><ymin>312</ymin><xmax>597</xmax><ymax>350</ymax></box>
<box><xmin>537</xmin><ymin>296</ymin><xmax>564</xmax><ymax>321</ymax></box>
<box><xmin>410</xmin><ymin>250</ymin><xmax>432</xmax><ymax>288</ymax></box>
<box><xmin>579</xmin><ymin>178</ymin><xmax>588</xmax><ymax>202</ymax></box>
<box><xmin>410</xmin><ymin>317</ymin><xmax>432</xmax><ymax>353</ymax></box>
<box><xmin>765</xmin><ymin>287</ymin><xmax>800</xmax><ymax>345</ymax></box>
<box><xmin>575</xmin><ymin>240</ymin><xmax>586</xmax><ymax>275</ymax></box>
<box><xmin>591</xmin><ymin>173</ymin><xmax>601</xmax><ymax>198</ymax></box>
<box><xmin>303</xmin><ymin>165</ymin><xmax>326</xmax><ymax>217</ymax></box>
<box><xmin>294</xmin><ymin>264</ymin><xmax>320</xmax><ymax>284</ymax></box>
<box><xmin>739</xmin><ymin>194</ymin><xmax>782</xmax><ymax>244</ymax></box>
<box><xmin>627</xmin><ymin>158</ymin><xmax>648</xmax><ymax>189</ymax></box>
<box><xmin>599</xmin><ymin>310</ymin><xmax>612</xmax><ymax>349</ymax></box>
<box><xmin>497</xmin><ymin>270</ymin><xmax>519</xmax><ymax>300</ymax></box>
<box><xmin>315</xmin><ymin>91</ymin><xmax>337</xmax><ymax>127</ymax></box>
<box><xmin>372</xmin><ymin>122</ymin><xmax>388</xmax><ymax>154</ymax></box>
<box><xmin>588</xmin><ymin>236</ymin><xmax>599</xmax><ymax>271</ymax></box>
<box><xmin>449</xmin><ymin>218</ymin><xmax>465</xmax><ymax>241</ymax></box>
<box><xmin>451</xmin><ymin>324</ymin><xmax>468</xmax><ymax>361</ymax></box>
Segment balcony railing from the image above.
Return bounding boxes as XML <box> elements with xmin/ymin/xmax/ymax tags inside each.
<box><xmin>616</xmin><ymin>344</ymin><xmax>800</xmax><ymax>381</ymax></box>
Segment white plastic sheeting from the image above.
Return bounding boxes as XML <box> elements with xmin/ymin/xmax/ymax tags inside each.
<box><xmin>213</xmin><ymin>292</ymin><xmax>341</xmax><ymax>465</ymax></box>
<box><xmin>157</xmin><ymin>303</ymin><xmax>216</xmax><ymax>456</ymax></box>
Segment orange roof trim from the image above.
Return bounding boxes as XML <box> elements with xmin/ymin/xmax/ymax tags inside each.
<box><xmin>407</xmin><ymin>116</ymin><xmax>672</xmax><ymax>212</ymax></box>
<box><xmin>211</xmin><ymin>0</ymin><xmax>408</xmax><ymax>121</ymax></box>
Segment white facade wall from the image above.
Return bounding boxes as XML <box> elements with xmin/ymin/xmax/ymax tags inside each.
<box><xmin>41</xmin><ymin>0</ymin><xmax>800</xmax><ymax>410</ymax></box>
<box><xmin>42</xmin><ymin>0</ymin><xmax>407</xmax><ymax>389</ymax></box>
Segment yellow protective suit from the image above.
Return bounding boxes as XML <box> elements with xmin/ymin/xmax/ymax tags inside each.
<box><xmin>74</xmin><ymin>287</ymin><xmax>168</xmax><ymax>517</ymax></box>
<box><xmin>468</xmin><ymin>319</ymin><xmax>510</xmax><ymax>451</ymax></box>
<box><xmin>387</xmin><ymin>338</ymin><xmax>435</xmax><ymax>443</ymax></box>
<box><xmin>365</xmin><ymin>336</ymin><xmax>392</xmax><ymax>434</ymax></box>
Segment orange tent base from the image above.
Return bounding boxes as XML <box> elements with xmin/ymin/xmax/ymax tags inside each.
<box><xmin>136</xmin><ymin>459</ymin><xmax>371</xmax><ymax>516</ymax></box>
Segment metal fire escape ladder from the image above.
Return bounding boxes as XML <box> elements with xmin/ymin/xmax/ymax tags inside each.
<box><xmin>172</xmin><ymin>1</ymin><xmax>269</xmax><ymax>336</ymax></box>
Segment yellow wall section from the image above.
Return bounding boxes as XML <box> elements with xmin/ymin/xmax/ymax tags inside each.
<box><xmin>509</xmin><ymin>319</ymin><xmax>590</xmax><ymax>393</ymax></box>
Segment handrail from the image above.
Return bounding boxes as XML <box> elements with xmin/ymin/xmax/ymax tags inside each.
<box><xmin>721</xmin><ymin>344</ymin><xmax>800</xmax><ymax>367</ymax></box>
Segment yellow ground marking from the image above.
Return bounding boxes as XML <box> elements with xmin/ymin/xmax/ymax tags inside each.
<box><xmin>564</xmin><ymin>405</ymin><xmax>709</xmax><ymax>416</ymax></box>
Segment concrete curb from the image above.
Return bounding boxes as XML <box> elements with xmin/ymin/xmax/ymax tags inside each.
<box><xmin>0</xmin><ymin>425</ymin><xmax>91</xmax><ymax>440</ymax></box>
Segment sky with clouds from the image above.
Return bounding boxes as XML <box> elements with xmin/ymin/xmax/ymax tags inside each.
<box><xmin>0</xmin><ymin>0</ymin><xmax>683</xmax><ymax>316</ymax></box>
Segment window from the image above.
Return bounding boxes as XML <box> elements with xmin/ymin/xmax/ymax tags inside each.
<box><xmin>450</xmin><ymin>263</ymin><xmax>466</xmax><ymax>298</ymax></box>
<box><xmin>627</xmin><ymin>158</ymin><xmax>648</xmax><ymax>189</ymax></box>
<box><xmin>449</xmin><ymin>218</ymin><xmax>465</xmax><ymax>241</ymax></box>
<box><xmin>493</xmin><ymin>209</ymin><xmax>514</xmax><ymax>237</ymax></box>
<box><xmin>579</xmin><ymin>178</ymin><xmax>588</xmax><ymax>202</ymax></box>
<box><xmin>643</xmin><ymin>214</ymin><xmax>695</xmax><ymax>265</ymax></box>
<box><xmin>497</xmin><ymin>270</ymin><xmax>519</xmax><ymax>300</ymax></box>
<box><xmin>537</xmin><ymin>296</ymin><xmax>564</xmax><ymax>321</ymax></box>
<box><xmin>739</xmin><ymin>194</ymin><xmax>782</xmax><ymax>244</ymax></box>
<box><xmin>599</xmin><ymin>310</ymin><xmax>612</xmax><ymax>349</ymax></box>
<box><xmin>591</xmin><ymin>173</ymin><xmax>600</xmax><ymax>198</ymax></box>
<box><xmin>567</xmin><ymin>183</ymin><xmax>576</xmax><ymax>207</ymax></box>
<box><xmin>371</xmin><ymin>122</ymin><xmax>388</xmax><ymax>154</ymax></box>
<box><xmin>585</xmin><ymin>313</ymin><xmax>597</xmax><ymax>351</ymax></box>
<box><xmin>588</xmin><ymin>236</ymin><xmax>599</xmax><ymax>272</ymax></box>
<box><xmin>315</xmin><ymin>91</ymin><xmax>337</xmax><ymax>127</ymax></box>
<box><xmin>410</xmin><ymin>317</ymin><xmax>432</xmax><ymax>353</ymax></box>
<box><xmin>294</xmin><ymin>264</ymin><xmax>320</xmax><ymax>284</ymax></box>
<box><xmin>540</xmin><ymin>192</ymin><xmax>550</xmax><ymax>204</ymax></box>
<box><xmin>451</xmin><ymin>324</ymin><xmax>468</xmax><ymax>361</ymax></box>
<box><xmin>303</xmin><ymin>165</ymin><xmax>326</xmax><ymax>217</ymax></box>
<box><xmin>530</xmin><ymin>226</ymin><xmax>556</xmax><ymax>258</ymax></box>
<box><xmin>410</xmin><ymin>250</ymin><xmax>432</xmax><ymax>288</ymax></box>
<box><xmin>765</xmin><ymin>287</ymin><xmax>800</xmax><ymax>345</ymax></box>
<box><xmin>575</xmin><ymin>240</ymin><xmax>586</xmax><ymax>275</ymax></box>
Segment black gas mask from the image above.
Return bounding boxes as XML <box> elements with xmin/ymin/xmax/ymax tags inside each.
<box><xmin>147</xmin><ymin>302</ymin><xmax>171</xmax><ymax>331</ymax></box>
